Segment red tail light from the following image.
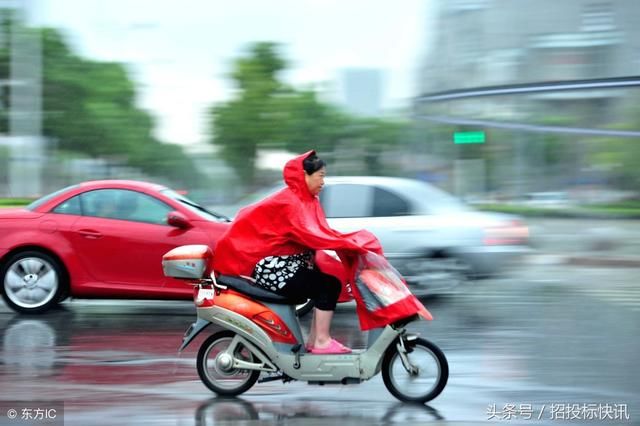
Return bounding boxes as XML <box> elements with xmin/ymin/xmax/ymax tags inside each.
<box><xmin>484</xmin><ymin>220</ymin><xmax>529</xmax><ymax>245</ymax></box>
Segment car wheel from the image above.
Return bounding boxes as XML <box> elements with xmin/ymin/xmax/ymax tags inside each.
<box><xmin>1</xmin><ymin>251</ymin><xmax>67</xmax><ymax>314</ymax></box>
<box><xmin>404</xmin><ymin>255</ymin><xmax>470</xmax><ymax>296</ymax></box>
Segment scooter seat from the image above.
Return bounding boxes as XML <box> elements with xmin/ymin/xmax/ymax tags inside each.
<box><xmin>217</xmin><ymin>275</ymin><xmax>307</xmax><ymax>305</ymax></box>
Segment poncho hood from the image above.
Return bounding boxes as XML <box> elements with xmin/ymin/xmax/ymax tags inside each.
<box><xmin>283</xmin><ymin>150</ymin><xmax>316</xmax><ymax>202</ymax></box>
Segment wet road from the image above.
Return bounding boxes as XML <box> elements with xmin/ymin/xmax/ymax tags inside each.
<box><xmin>1</xmin><ymin>256</ymin><xmax>638</xmax><ymax>425</ymax></box>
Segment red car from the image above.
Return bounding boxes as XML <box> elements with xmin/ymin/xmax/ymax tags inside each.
<box><xmin>0</xmin><ymin>180</ymin><xmax>230</xmax><ymax>314</ymax></box>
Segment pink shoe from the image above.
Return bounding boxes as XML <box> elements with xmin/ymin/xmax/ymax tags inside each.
<box><xmin>310</xmin><ymin>339</ymin><xmax>352</xmax><ymax>354</ymax></box>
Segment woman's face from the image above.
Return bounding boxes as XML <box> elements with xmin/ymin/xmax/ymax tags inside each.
<box><xmin>305</xmin><ymin>167</ymin><xmax>326</xmax><ymax>196</ymax></box>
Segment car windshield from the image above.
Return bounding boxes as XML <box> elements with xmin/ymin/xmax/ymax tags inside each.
<box><xmin>161</xmin><ymin>189</ymin><xmax>230</xmax><ymax>222</ymax></box>
<box><xmin>26</xmin><ymin>185</ymin><xmax>80</xmax><ymax>211</ymax></box>
<box><xmin>401</xmin><ymin>180</ymin><xmax>470</xmax><ymax>214</ymax></box>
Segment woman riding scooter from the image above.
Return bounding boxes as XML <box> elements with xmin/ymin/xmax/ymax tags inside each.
<box><xmin>213</xmin><ymin>150</ymin><xmax>382</xmax><ymax>354</ymax></box>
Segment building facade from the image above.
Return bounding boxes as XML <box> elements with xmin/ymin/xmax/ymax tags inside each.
<box><xmin>0</xmin><ymin>3</ymin><xmax>44</xmax><ymax>197</ymax></box>
<box><xmin>416</xmin><ymin>0</ymin><xmax>640</xmax><ymax>198</ymax></box>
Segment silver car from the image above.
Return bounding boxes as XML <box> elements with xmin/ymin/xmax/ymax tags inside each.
<box><xmin>319</xmin><ymin>177</ymin><xmax>529</xmax><ymax>294</ymax></box>
<box><xmin>216</xmin><ymin>177</ymin><xmax>530</xmax><ymax>295</ymax></box>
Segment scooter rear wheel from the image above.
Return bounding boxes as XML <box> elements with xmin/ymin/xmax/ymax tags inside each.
<box><xmin>197</xmin><ymin>331</ymin><xmax>261</xmax><ymax>396</ymax></box>
<box><xmin>382</xmin><ymin>337</ymin><xmax>448</xmax><ymax>403</ymax></box>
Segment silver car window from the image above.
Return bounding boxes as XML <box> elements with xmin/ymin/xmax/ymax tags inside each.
<box><xmin>321</xmin><ymin>184</ymin><xmax>373</xmax><ymax>218</ymax></box>
<box><xmin>400</xmin><ymin>181</ymin><xmax>469</xmax><ymax>214</ymax></box>
<box><xmin>372</xmin><ymin>187</ymin><xmax>411</xmax><ymax>217</ymax></box>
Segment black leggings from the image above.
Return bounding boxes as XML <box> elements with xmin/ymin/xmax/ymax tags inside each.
<box><xmin>274</xmin><ymin>267</ymin><xmax>341</xmax><ymax>311</ymax></box>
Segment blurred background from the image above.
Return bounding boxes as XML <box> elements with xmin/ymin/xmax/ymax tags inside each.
<box><xmin>1</xmin><ymin>0</ymin><xmax>637</xmax><ymax>216</ymax></box>
<box><xmin>0</xmin><ymin>2</ymin><xmax>639</xmax><ymax>423</ymax></box>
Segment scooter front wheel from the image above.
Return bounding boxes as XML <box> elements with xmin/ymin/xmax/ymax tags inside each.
<box><xmin>197</xmin><ymin>331</ymin><xmax>261</xmax><ymax>396</ymax></box>
<box><xmin>382</xmin><ymin>337</ymin><xmax>448</xmax><ymax>403</ymax></box>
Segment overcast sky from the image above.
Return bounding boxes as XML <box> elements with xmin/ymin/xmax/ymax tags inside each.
<box><xmin>28</xmin><ymin>0</ymin><xmax>435</xmax><ymax>145</ymax></box>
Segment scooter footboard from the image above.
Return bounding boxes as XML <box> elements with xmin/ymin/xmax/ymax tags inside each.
<box><xmin>276</xmin><ymin>326</ymin><xmax>403</xmax><ymax>381</ymax></box>
<box><xmin>279</xmin><ymin>353</ymin><xmax>361</xmax><ymax>380</ymax></box>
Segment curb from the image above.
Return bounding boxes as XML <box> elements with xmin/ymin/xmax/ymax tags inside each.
<box><xmin>525</xmin><ymin>254</ymin><xmax>640</xmax><ymax>268</ymax></box>
<box><xmin>478</xmin><ymin>207</ymin><xmax>640</xmax><ymax>220</ymax></box>
<box><xmin>565</xmin><ymin>256</ymin><xmax>640</xmax><ymax>268</ymax></box>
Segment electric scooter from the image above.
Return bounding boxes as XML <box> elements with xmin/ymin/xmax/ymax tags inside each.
<box><xmin>163</xmin><ymin>245</ymin><xmax>448</xmax><ymax>403</ymax></box>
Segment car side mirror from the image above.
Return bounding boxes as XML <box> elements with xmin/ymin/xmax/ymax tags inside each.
<box><xmin>167</xmin><ymin>211</ymin><xmax>192</xmax><ymax>229</ymax></box>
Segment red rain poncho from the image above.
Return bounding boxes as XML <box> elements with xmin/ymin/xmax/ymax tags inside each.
<box><xmin>212</xmin><ymin>150</ymin><xmax>430</xmax><ymax>330</ymax></box>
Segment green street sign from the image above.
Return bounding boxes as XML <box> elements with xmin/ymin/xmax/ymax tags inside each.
<box><xmin>454</xmin><ymin>131</ymin><xmax>485</xmax><ymax>144</ymax></box>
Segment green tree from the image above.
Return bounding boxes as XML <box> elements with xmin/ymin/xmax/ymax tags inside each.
<box><xmin>210</xmin><ymin>42</ymin><xmax>289</xmax><ymax>185</ymax></box>
<box><xmin>0</xmin><ymin>18</ymin><xmax>204</xmax><ymax>188</ymax></box>
<box><xmin>590</xmin><ymin>136</ymin><xmax>640</xmax><ymax>190</ymax></box>
<box><xmin>210</xmin><ymin>42</ymin><xmax>416</xmax><ymax>184</ymax></box>
<box><xmin>347</xmin><ymin>117</ymin><xmax>410</xmax><ymax>175</ymax></box>
<box><xmin>282</xmin><ymin>90</ymin><xmax>352</xmax><ymax>155</ymax></box>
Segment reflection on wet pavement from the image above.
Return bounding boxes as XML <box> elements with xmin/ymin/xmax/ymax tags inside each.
<box><xmin>0</xmin><ymin>261</ymin><xmax>638</xmax><ymax>424</ymax></box>
<box><xmin>194</xmin><ymin>397</ymin><xmax>444</xmax><ymax>425</ymax></box>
